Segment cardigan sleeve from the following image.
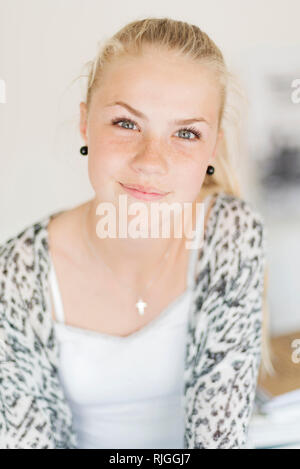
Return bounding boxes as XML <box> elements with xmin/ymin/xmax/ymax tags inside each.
<box><xmin>0</xmin><ymin>239</ymin><xmax>57</xmax><ymax>449</ymax></box>
<box><xmin>184</xmin><ymin>202</ymin><xmax>267</xmax><ymax>449</ymax></box>
<box><xmin>0</xmin><ymin>340</ymin><xmax>56</xmax><ymax>449</ymax></box>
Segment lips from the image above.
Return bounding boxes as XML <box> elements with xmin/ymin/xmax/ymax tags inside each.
<box><xmin>119</xmin><ymin>182</ymin><xmax>168</xmax><ymax>195</ymax></box>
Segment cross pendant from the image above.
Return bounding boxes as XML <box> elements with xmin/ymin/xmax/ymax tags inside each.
<box><xmin>136</xmin><ymin>298</ymin><xmax>147</xmax><ymax>315</ymax></box>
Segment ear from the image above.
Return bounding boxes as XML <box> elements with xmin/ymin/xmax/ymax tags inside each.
<box><xmin>79</xmin><ymin>102</ymin><xmax>88</xmax><ymax>144</ymax></box>
<box><xmin>210</xmin><ymin>128</ymin><xmax>224</xmax><ymax>162</ymax></box>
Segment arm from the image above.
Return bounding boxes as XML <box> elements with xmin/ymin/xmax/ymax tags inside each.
<box><xmin>0</xmin><ymin>306</ymin><xmax>55</xmax><ymax>449</ymax></box>
<box><xmin>0</xmin><ymin>236</ymin><xmax>56</xmax><ymax>449</ymax></box>
<box><xmin>0</xmin><ymin>235</ymin><xmax>77</xmax><ymax>449</ymax></box>
<box><xmin>184</xmin><ymin>209</ymin><xmax>267</xmax><ymax>449</ymax></box>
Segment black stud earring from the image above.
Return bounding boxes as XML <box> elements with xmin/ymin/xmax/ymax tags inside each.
<box><xmin>80</xmin><ymin>145</ymin><xmax>88</xmax><ymax>156</ymax></box>
<box><xmin>206</xmin><ymin>165</ymin><xmax>214</xmax><ymax>175</ymax></box>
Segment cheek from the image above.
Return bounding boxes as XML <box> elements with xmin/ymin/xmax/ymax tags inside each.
<box><xmin>171</xmin><ymin>157</ymin><xmax>208</xmax><ymax>200</ymax></box>
<box><xmin>88</xmin><ymin>136</ymin><xmax>124</xmax><ymax>178</ymax></box>
<box><xmin>87</xmin><ymin>144</ymin><xmax>113</xmax><ymax>196</ymax></box>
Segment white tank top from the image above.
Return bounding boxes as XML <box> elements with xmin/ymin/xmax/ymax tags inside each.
<box><xmin>49</xmin><ymin>195</ymin><xmax>212</xmax><ymax>449</ymax></box>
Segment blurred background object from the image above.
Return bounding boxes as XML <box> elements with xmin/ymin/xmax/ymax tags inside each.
<box><xmin>237</xmin><ymin>44</ymin><xmax>300</xmax><ymax>336</ymax></box>
<box><xmin>247</xmin><ymin>330</ymin><xmax>300</xmax><ymax>449</ymax></box>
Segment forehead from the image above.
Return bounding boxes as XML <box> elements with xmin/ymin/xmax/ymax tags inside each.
<box><xmin>92</xmin><ymin>49</ymin><xmax>221</xmax><ymax>121</ymax></box>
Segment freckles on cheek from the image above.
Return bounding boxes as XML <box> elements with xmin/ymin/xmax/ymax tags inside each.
<box><xmin>170</xmin><ymin>164</ymin><xmax>201</xmax><ymax>198</ymax></box>
<box><xmin>173</xmin><ymin>156</ymin><xmax>204</xmax><ymax>180</ymax></box>
<box><xmin>90</xmin><ymin>139</ymin><xmax>121</xmax><ymax>169</ymax></box>
<box><xmin>180</xmin><ymin>161</ymin><xmax>207</xmax><ymax>196</ymax></box>
<box><xmin>90</xmin><ymin>157</ymin><xmax>119</xmax><ymax>184</ymax></box>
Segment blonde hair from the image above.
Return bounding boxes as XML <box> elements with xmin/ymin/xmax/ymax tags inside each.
<box><xmin>77</xmin><ymin>17</ymin><xmax>274</xmax><ymax>377</ymax></box>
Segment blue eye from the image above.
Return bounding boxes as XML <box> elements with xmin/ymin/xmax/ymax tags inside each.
<box><xmin>111</xmin><ymin>117</ymin><xmax>202</xmax><ymax>141</ymax></box>
<box><xmin>111</xmin><ymin>117</ymin><xmax>138</xmax><ymax>130</ymax></box>
<box><xmin>176</xmin><ymin>127</ymin><xmax>202</xmax><ymax>140</ymax></box>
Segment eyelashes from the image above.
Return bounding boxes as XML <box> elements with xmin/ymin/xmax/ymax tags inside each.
<box><xmin>111</xmin><ymin>116</ymin><xmax>202</xmax><ymax>141</ymax></box>
<box><xmin>179</xmin><ymin>126</ymin><xmax>202</xmax><ymax>140</ymax></box>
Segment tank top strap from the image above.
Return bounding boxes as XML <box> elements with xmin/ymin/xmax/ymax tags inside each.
<box><xmin>49</xmin><ymin>254</ymin><xmax>65</xmax><ymax>323</ymax></box>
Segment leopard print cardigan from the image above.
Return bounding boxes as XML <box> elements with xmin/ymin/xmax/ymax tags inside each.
<box><xmin>0</xmin><ymin>191</ymin><xmax>267</xmax><ymax>449</ymax></box>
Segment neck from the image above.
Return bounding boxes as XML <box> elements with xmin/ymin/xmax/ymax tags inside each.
<box><xmin>81</xmin><ymin>197</ymin><xmax>193</xmax><ymax>286</ymax></box>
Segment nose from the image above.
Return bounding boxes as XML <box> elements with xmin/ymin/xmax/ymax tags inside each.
<box><xmin>129</xmin><ymin>138</ymin><xmax>168</xmax><ymax>176</ymax></box>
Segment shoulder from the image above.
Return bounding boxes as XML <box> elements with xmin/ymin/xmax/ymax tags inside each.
<box><xmin>0</xmin><ymin>215</ymin><xmax>50</xmax><ymax>269</ymax></box>
<box><xmin>210</xmin><ymin>191</ymin><xmax>266</xmax><ymax>253</ymax></box>
<box><xmin>197</xmin><ymin>191</ymin><xmax>267</xmax><ymax>300</ymax></box>
<box><xmin>0</xmin><ymin>214</ymin><xmax>51</xmax><ymax>311</ymax></box>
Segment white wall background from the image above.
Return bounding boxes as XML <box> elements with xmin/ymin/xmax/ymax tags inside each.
<box><xmin>1</xmin><ymin>0</ymin><xmax>300</xmax><ymax>334</ymax></box>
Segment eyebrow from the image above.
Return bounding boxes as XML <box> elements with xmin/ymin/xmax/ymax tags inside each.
<box><xmin>105</xmin><ymin>100</ymin><xmax>212</xmax><ymax>127</ymax></box>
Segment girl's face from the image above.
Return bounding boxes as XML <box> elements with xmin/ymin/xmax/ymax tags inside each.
<box><xmin>80</xmin><ymin>47</ymin><xmax>223</xmax><ymax>209</ymax></box>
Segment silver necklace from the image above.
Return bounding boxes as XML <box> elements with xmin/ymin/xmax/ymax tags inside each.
<box><xmin>81</xmin><ymin>204</ymin><xmax>176</xmax><ymax>316</ymax></box>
